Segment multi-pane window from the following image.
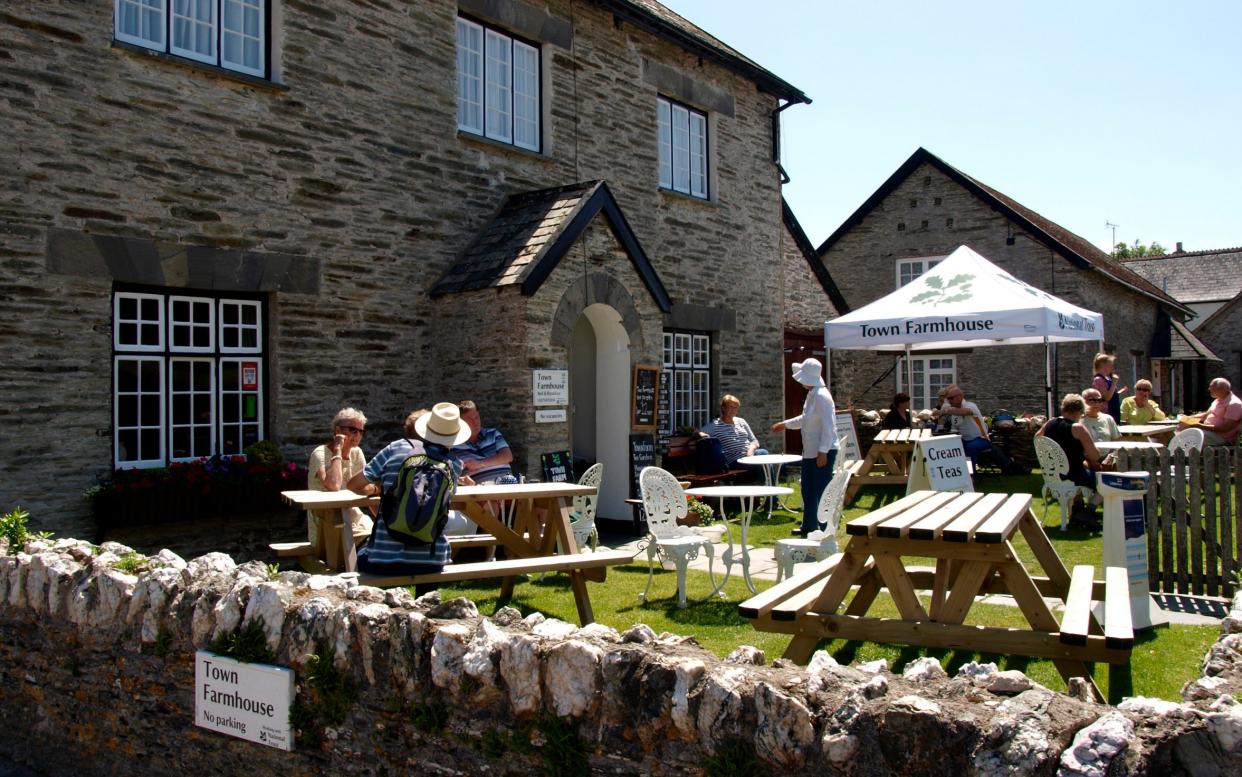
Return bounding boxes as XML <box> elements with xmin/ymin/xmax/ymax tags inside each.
<box><xmin>457</xmin><ymin>17</ymin><xmax>540</xmax><ymax>152</ymax></box>
<box><xmin>114</xmin><ymin>0</ymin><xmax>267</xmax><ymax>78</ymax></box>
<box><xmin>898</xmin><ymin>356</ymin><xmax>957</xmax><ymax>411</ymax></box>
<box><xmin>661</xmin><ymin>331</ymin><xmax>711</xmax><ymax>435</ymax></box>
<box><xmin>657</xmin><ymin>97</ymin><xmax>708</xmax><ymax>199</ymax></box>
<box><xmin>896</xmin><ymin>256</ymin><xmax>943</xmax><ymax>288</ymax></box>
<box><xmin>113</xmin><ymin>290</ymin><xmax>265</xmax><ymax>468</ymax></box>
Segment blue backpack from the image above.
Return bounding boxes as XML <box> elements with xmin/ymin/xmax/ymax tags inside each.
<box><xmin>379</xmin><ymin>441</ymin><xmax>456</xmax><ymax>546</ymax></box>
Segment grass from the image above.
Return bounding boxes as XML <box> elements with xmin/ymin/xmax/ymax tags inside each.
<box><xmin>434</xmin><ymin>474</ymin><xmax>1221</xmax><ymax>702</ymax></box>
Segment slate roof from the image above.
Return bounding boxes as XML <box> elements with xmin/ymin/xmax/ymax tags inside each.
<box><xmin>816</xmin><ymin>148</ymin><xmax>1191</xmax><ymax>316</ymax></box>
<box><xmin>431</xmin><ymin>181</ymin><xmax>671</xmax><ymax>311</ymax></box>
<box><xmin>1166</xmin><ymin>318</ymin><xmax>1221</xmax><ymax>361</ymax></box>
<box><xmin>1121</xmin><ymin>248</ymin><xmax>1242</xmax><ymax>304</ymax></box>
<box><xmin>604</xmin><ymin>0</ymin><xmax>809</xmax><ymax>104</ymax></box>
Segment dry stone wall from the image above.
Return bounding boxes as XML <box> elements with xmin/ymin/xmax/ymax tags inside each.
<box><xmin>1</xmin><ymin>537</ymin><xmax>1241</xmax><ymax>776</ymax></box>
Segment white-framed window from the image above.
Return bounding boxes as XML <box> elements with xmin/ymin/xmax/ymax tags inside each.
<box><xmin>661</xmin><ymin>330</ymin><xmax>712</xmax><ymax>435</ymax></box>
<box><xmin>113</xmin><ymin>289</ymin><xmax>266</xmax><ymax>468</ymax></box>
<box><xmin>456</xmin><ymin>16</ymin><xmax>540</xmax><ymax>152</ymax></box>
<box><xmin>114</xmin><ymin>0</ymin><xmax>268</xmax><ymax>78</ymax></box>
<box><xmin>896</xmin><ymin>256</ymin><xmax>943</xmax><ymax>288</ymax></box>
<box><xmin>657</xmin><ymin>97</ymin><xmax>708</xmax><ymax>199</ymax></box>
<box><xmin>897</xmin><ymin>356</ymin><xmax>957</xmax><ymax>411</ymax></box>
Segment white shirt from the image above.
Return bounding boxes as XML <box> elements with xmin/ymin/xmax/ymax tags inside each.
<box><xmin>945</xmin><ymin>400</ymin><xmax>986</xmax><ymax>442</ymax></box>
<box><xmin>782</xmin><ymin>386</ymin><xmax>838</xmax><ymax>457</ymax></box>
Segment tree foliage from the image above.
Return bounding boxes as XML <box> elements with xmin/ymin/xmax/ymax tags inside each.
<box><xmin>1113</xmin><ymin>240</ymin><xmax>1167</xmax><ymax>258</ymax></box>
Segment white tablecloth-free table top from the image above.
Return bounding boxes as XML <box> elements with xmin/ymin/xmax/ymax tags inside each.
<box><xmin>686</xmin><ymin>485</ymin><xmax>792</xmax><ymax>594</ymax></box>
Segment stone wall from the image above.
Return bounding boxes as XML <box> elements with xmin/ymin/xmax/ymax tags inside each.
<box><xmin>0</xmin><ymin>0</ymin><xmax>825</xmax><ymax>537</ymax></box>
<box><xmin>1196</xmin><ymin>303</ymin><xmax>1242</xmax><ymax>394</ymax></box>
<box><xmin>822</xmin><ymin>162</ymin><xmax>1165</xmax><ymax>415</ymax></box>
<box><xmin>1</xmin><ymin>537</ymin><xmax>1241</xmax><ymax>776</ymax></box>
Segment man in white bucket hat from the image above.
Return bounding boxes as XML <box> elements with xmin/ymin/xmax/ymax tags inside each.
<box><xmin>347</xmin><ymin>402</ymin><xmax>472</xmax><ymax>591</ymax></box>
<box><xmin>772</xmin><ymin>358</ymin><xmax>838</xmax><ymax>536</ymax></box>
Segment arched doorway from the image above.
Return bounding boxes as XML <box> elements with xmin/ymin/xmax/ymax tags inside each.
<box><xmin>570</xmin><ymin>303</ymin><xmax>630</xmax><ymax>520</ymax></box>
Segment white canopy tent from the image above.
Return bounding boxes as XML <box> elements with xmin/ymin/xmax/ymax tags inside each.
<box><xmin>824</xmin><ymin>245</ymin><xmax>1105</xmax><ymax>417</ymax></box>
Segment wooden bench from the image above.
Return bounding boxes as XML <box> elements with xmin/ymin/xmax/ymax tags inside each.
<box><xmin>662</xmin><ymin>435</ymin><xmax>748</xmax><ymax>487</ymax></box>
<box><xmin>271</xmin><ymin>533</ymin><xmax>512</xmax><ymax>573</ymax></box>
<box><xmin>355</xmin><ymin>548</ymin><xmax>635</xmax><ymax>588</ymax></box>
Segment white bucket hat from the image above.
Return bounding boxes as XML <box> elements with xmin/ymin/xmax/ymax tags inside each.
<box><xmin>415</xmin><ymin>402</ymin><xmax>472</xmax><ymax>446</ymax></box>
<box><xmin>791</xmin><ymin>358</ymin><xmax>826</xmax><ymax>388</ymax></box>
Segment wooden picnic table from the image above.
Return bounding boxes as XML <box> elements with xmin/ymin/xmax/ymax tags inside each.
<box><xmin>845</xmin><ymin>427</ymin><xmax>933</xmax><ymax>501</ymax></box>
<box><xmin>280</xmin><ymin>482</ymin><xmax>633</xmax><ymax>625</ymax></box>
<box><xmin>740</xmin><ymin>490</ymin><xmax>1134</xmax><ymax>702</ymax></box>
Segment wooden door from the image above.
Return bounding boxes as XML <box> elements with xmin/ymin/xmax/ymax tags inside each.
<box><xmin>783</xmin><ymin>330</ymin><xmax>825</xmax><ymax>456</ymax></box>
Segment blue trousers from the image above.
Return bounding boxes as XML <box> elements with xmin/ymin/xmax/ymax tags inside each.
<box><xmin>800</xmin><ymin>450</ymin><xmax>838</xmax><ymax>532</ymax></box>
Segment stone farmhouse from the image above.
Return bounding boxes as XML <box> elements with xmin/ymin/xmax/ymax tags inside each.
<box><xmin>1123</xmin><ymin>247</ymin><xmax>1242</xmax><ymax>399</ymax></box>
<box><xmin>0</xmin><ymin>0</ymin><xmax>838</xmax><ymax>536</ymax></box>
<box><xmin>817</xmin><ymin>147</ymin><xmax>1201</xmax><ymax>418</ymax></box>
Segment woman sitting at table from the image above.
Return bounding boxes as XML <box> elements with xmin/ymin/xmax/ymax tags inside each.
<box><xmin>1120</xmin><ymin>379</ymin><xmax>1166</xmax><ymax>425</ymax></box>
<box><xmin>307</xmin><ymin>407</ymin><xmax>373</xmax><ymax>553</ymax></box>
<box><xmin>1080</xmin><ymin>388</ymin><xmax>1121</xmax><ymax>442</ymax></box>
<box><xmin>1036</xmin><ymin>393</ymin><xmax>1115</xmax><ymax>528</ymax></box>
<box><xmin>881</xmin><ymin>392</ymin><xmax>913</xmax><ymax>429</ymax></box>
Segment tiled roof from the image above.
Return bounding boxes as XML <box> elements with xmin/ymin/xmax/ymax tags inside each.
<box><xmin>431</xmin><ymin>181</ymin><xmax>671</xmax><ymax>311</ymax></box>
<box><xmin>603</xmin><ymin>0</ymin><xmax>809</xmax><ymax>104</ymax></box>
<box><xmin>816</xmin><ymin>148</ymin><xmax>1191</xmax><ymax>316</ymax></box>
<box><xmin>1121</xmin><ymin>248</ymin><xmax>1242</xmax><ymax>304</ymax></box>
<box><xmin>1167</xmin><ymin>318</ymin><xmax>1221</xmax><ymax>361</ymax></box>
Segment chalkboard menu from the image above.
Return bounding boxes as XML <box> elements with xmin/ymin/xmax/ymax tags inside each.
<box><xmin>540</xmin><ymin>450</ymin><xmax>573</xmax><ymax>483</ymax></box>
<box><xmin>631</xmin><ymin>364</ymin><xmax>659</xmax><ymax>432</ymax></box>
<box><xmin>629</xmin><ymin>433</ymin><xmax>655</xmax><ymax>498</ymax></box>
<box><xmin>657</xmin><ymin>369</ymin><xmax>672</xmax><ymax>442</ymax></box>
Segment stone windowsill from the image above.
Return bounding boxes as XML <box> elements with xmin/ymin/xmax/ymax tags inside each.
<box><xmin>111</xmin><ymin>40</ymin><xmax>289</xmax><ymax>92</ymax></box>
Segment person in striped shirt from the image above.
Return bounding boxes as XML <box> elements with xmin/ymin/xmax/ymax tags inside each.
<box><xmin>698</xmin><ymin>394</ymin><xmax>766</xmax><ymax>471</ymax></box>
<box><xmin>454</xmin><ymin>400</ymin><xmax>517</xmax><ymax>484</ymax></box>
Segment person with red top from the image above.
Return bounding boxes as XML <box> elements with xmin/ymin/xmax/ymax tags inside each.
<box><xmin>1090</xmin><ymin>352</ymin><xmax>1128</xmax><ymax>423</ymax></box>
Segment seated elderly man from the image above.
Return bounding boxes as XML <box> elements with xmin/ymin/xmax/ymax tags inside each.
<box><xmin>307</xmin><ymin>407</ymin><xmax>373</xmax><ymax>554</ymax></box>
<box><xmin>1080</xmin><ymin>388</ymin><xmax>1121</xmax><ymax>443</ymax></box>
<box><xmin>697</xmin><ymin>394</ymin><xmax>768</xmax><ymax>478</ymax></box>
<box><xmin>1181</xmin><ymin>377</ymin><xmax>1242</xmax><ymax>446</ymax></box>
<box><xmin>1120</xmin><ymin>379</ymin><xmax>1166</xmax><ymax>424</ymax></box>
<box><xmin>453</xmin><ymin>400</ymin><xmax>517</xmax><ymax>483</ymax></box>
<box><xmin>932</xmin><ymin>384</ymin><xmax>1020</xmax><ymax>474</ymax></box>
<box><xmin>1037</xmin><ymin>393</ymin><xmax>1115</xmax><ymax>529</ymax></box>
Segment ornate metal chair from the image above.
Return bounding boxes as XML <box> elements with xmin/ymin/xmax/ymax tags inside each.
<box><xmin>1033</xmin><ymin>435</ymin><xmax>1094</xmax><ymax>531</ymax></box>
<box><xmin>637</xmin><ymin>466</ymin><xmax>722</xmax><ymax>608</ymax></box>
<box><xmin>773</xmin><ymin>468</ymin><xmax>851</xmax><ymax>581</ymax></box>
<box><xmin>570</xmin><ymin>463</ymin><xmax>603</xmax><ymax>552</ymax></box>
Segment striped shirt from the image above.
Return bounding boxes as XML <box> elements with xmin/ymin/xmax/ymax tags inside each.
<box><xmin>356</xmin><ymin>438</ymin><xmax>456</xmax><ymax>572</ymax></box>
<box><xmin>699</xmin><ymin>416</ymin><xmax>757</xmax><ymax>465</ymax></box>
<box><xmin>452</xmin><ymin>427</ymin><xmax>512</xmax><ymax>483</ymax></box>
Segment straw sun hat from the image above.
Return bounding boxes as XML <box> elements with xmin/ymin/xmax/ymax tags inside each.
<box><xmin>414</xmin><ymin>402</ymin><xmax>472</xmax><ymax>446</ymax></box>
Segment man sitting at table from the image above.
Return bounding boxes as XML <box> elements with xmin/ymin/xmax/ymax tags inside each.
<box><xmin>1120</xmin><ymin>379</ymin><xmax>1166</xmax><ymax>425</ymax></box>
<box><xmin>454</xmin><ymin>400</ymin><xmax>518</xmax><ymax>484</ymax></box>
<box><xmin>932</xmin><ymin>384</ymin><xmax>1021</xmax><ymax>474</ymax></box>
<box><xmin>1180</xmin><ymin>377</ymin><xmax>1242</xmax><ymax>446</ymax></box>
<box><xmin>697</xmin><ymin>394</ymin><xmax>768</xmax><ymax>480</ymax></box>
<box><xmin>347</xmin><ymin>405</ymin><xmax>476</xmax><ymax>587</ymax></box>
<box><xmin>307</xmin><ymin>407</ymin><xmax>372</xmax><ymax>554</ymax></box>
<box><xmin>1080</xmin><ymin>388</ymin><xmax>1121</xmax><ymax>442</ymax></box>
<box><xmin>1037</xmin><ymin>393</ymin><xmax>1115</xmax><ymax>529</ymax></box>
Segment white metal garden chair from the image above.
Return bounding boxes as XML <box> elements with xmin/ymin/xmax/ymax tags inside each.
<box><xmin>1033</xmin><ymin>435</ymin><xmax>1094</xmax><ymax>531</ymax></box>
<box><xmin>773</xmin><ymin>468</ymin><xmax>851</xmax><ymax>581</ymax></box>
<box><xmin>570</xmin><ymin>463</ymin><xmax>603</xmax><ymax>552</ymax></box>
<box><xmin>637</xmin><ymin>466</ymin><xmax>722</xmax><ymax>608</ymax></box>
<box><xmin>1167</xmin><ymin>427</ymin><xmax>1205</xmax><ymax>456</ymax></box>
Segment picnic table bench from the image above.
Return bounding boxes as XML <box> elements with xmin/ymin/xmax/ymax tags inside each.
<box><xmin>277</xmin><ymin>482</ymin><xmax>637</xmax><ymax>625</ymax></box>
<box><xmin>845</xmin><ymin>427</ymin><xmax>932</xmax><ymax>502</ymax></box>
<box><xmin>740</xmin><ymin>490</ymin><xmax>1135</xmax><ymax>702</ymax></box>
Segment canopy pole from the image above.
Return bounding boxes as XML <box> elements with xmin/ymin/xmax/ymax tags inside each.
<box><xmin>905</xmin><ymin>344</ymin><xmax>913</xmax><ymax>408</ymax></box>
<box><xmin>1044</xmin><ymin>336</ymin><xmax>1053</xmax><ymax>419</ymax></box>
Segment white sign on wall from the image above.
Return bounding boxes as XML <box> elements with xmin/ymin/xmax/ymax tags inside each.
<box><xmin>195</xmin><ymin>650</ymin><xmax>295</xmax><ymax>751</ymax></box>
<box><xmin>906</xmin><ymin>435</ymin><xmax>974</xmax><ymax>493</ymax></box>
<box><xmin>533</xmin><ymin>370</ymin><xmax>569</xmax><ymax>407</ymax></box>
<box><xmin>535</xmin><ymin>408</ymin><xmax>567</xmax><ymax>423</ymax></box>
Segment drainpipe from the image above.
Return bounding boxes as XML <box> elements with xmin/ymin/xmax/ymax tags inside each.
<box><xmin>771</xmin><ymin>98</ymin><xmax>808</xmax><ymax>184</ymax></box>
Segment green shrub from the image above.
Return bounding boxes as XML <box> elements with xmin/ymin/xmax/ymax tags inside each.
<box><xmin>0</xmin><ymin>507</ymin><xmax>50</xmax><ymax>553</ymax></box>
<box><xmin>244</xmin><ymin>440</ymin><xmax>284</xmax><ymax>468</ymax></box>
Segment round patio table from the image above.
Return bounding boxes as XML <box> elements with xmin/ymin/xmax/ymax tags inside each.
<box><xmin>736</xmin><ymin>453</ymin><xmax>802</xmax><ymax>517</ymax></box>
<box><xmin>685</xmin><ymin>484</ymin><xmax>792</xmax><ymax>594</ymax></box>
<box><xmin>1095</xmin><ymin>441</ymin><xmax>1163</xmax><ymax>453</ymax></box>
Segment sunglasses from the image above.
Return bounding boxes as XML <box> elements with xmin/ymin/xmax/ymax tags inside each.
<box><xmin>338</xmin><ymin>425</ymin><xmax>364</xmax><ymax>435</ymax></box>
<box><xmin>1086</xmin><ymin>398</ymin><xmax>1105</xmax><ymax>403</ymax></box>
<box><xmin>1136</xmin><ymin>388</ymin><xmax>1150</xmax><ymax>393</ymax></box>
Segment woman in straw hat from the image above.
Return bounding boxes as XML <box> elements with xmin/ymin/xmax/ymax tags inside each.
<box><xmin>772</xmin><ymin>358</ymin><xmax>839</xmax><ymax>537</ymax></box>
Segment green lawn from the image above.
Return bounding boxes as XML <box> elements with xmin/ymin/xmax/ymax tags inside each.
<box><xmin>438</xmin><ymin>475</ymin><xmax>1221</xmax><ymax>702</ymax></box>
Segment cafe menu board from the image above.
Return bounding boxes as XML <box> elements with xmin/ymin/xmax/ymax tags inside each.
<box><xmin>540</xmin><ymin>450</ymin><xmax>573</xmax><ymax>483</ymax></box>
<box><xmin>629</xmin><ymin>433</ymin><xmax>655</xmax><ymax>498</ymax></box>
<box><xmin>834</xmin><ymin>411</ymin><xmax>861</xmax><ymax>467</ymax></box>
<box><xmin>631</xmin><ymin>364</ymin><xmax>659</xmax><ymax>432</ymax></box>
<box><xmin>657</xmin><ymin>369</ymin><xmax>672</xmax><ymax>442</ymax></box>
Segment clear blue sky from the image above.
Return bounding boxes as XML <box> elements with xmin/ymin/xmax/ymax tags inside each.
<box><xmin>661</xmin><ymin>1</ymin><xmax>1242</xmax><ymax>254</ymax></box>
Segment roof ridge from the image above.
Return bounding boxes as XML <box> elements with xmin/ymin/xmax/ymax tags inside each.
<box><xmin>1121</xmin><ymin>246</ymin><xmax>1242</xmax><ymax>260</ymax></box>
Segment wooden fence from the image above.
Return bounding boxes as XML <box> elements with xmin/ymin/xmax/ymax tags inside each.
<box><xmin>1113</xmin><ymin>446</ymin><xmax>1240</xmax><ymax>598</ymax></box>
